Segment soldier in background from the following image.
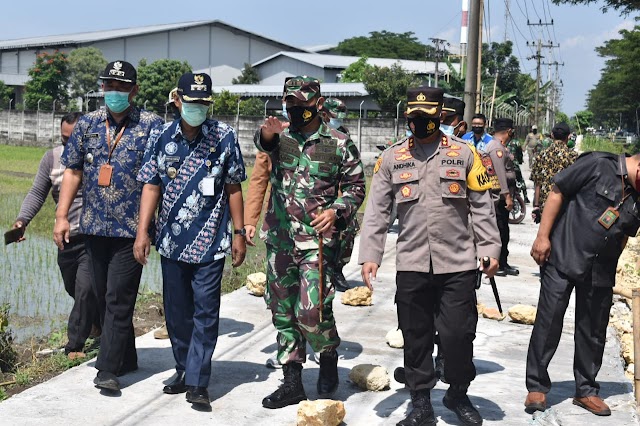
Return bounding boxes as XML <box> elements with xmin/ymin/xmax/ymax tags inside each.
<box><xmin>523</xmin><ymin>125</ymin><xmax>542</xmax><ymax>168</ymax></box>
<box><xmin>254</xmin><ymin>76</ymin><xmax>365</xmax><ymax>409</ymax></box>
<box><xmin>359</xmin><ymin>87</ymin><xmax>500</xmax><ymax>426</ymax></box>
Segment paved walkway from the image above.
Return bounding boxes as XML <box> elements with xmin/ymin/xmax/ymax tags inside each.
<box><xmin>0</xmin><ymin>158</ymin><xmax>637</xmax><ymax>425</ymax></box>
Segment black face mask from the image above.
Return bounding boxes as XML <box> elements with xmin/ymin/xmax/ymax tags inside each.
<box><xmin>287</xmin><ymin>105</ymin><xmax>318</xmax><ymax>130</ymax></box>
<box><xmin>408</xmin><ymin>116</ymin><xmax>440</xmax><ymax>139</ymax></box>
<box><xmin>532</xmin><ymin>129</ymin><xmax>538</xmax><ymax>135</ymax></box>
<box><xmin>472</xmin><ymin>126</ymin><xmax>484</xmax><ymax>135</ymax></box>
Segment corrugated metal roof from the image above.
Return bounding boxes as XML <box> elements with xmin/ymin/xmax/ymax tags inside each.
<box><xmin>0</xmin><ymin>20</ymin><xmax>305</xmax><ymax>52</ymax></box>
<box><xmin>0</xmin><ymin>73</ymin><xmax>29</xmax><ymax>86</ymax></box>
<box><xmin>252</xmin><ymin>52</ymin><xmax>461</xmax><ymax>74</ymax></box>
<box><xmin>211</xmin><ymin>82</ymin><xmax>367</xmax><ymax>97</ymax></box>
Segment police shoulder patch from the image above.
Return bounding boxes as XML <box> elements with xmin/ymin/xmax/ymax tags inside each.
<box><xmin>374</xmin><ymin>156</ymin><xmax>383</xmax><ymax>174</ymax></box>
<box><xmin>496</xmin><ymin>149</ymin><xmax>504</xmax><ymax>158</ymax></box>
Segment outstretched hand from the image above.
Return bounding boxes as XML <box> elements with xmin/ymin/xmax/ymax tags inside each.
<box><xmin>260</xmin><ymin>116</ymin><xmax>290</xmax><ymax>140</ymax></box>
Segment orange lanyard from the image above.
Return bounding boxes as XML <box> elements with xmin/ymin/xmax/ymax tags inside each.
<box><xmin>105</xmin><ymin>120</ymin><xmax>126</xmax><ymax>164</ymax></box>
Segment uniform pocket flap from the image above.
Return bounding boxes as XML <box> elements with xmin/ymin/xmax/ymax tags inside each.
<box><xmin>595</xmin><ymin>185</ymin><xmax>615</xmax><ymax>202</ymax></box>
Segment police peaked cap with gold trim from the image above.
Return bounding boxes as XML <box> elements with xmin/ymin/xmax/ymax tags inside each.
<box><xmin>442</xmin><ymin>97</ymin><xmax>466</xmax><ymax>117</ymax></box>
<box><xmin>406</xmin><ymin>87</ymin><xmax>444</xmax><ymax>116</ymax></box>
<box><xmin>283</xmin><ymin>76</ymin><xmax>321</xmax><ymax>101</ymax></box>
<box><xmin>100</xmin><ymin>60</ymin><xmax>137</xmax><ymax>84</ymax></box>
<box><xmin>178</xmin><ymin>72</ymin><xmax>213</xmax><ymax>102</ymax></box>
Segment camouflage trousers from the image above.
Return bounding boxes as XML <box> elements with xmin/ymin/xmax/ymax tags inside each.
<box><xmin>335</xmin><ymin>218</ymin><xmax>359</xmax><ymax>269</ymax></box>
<box><xmin>265</xmin><ymin>243</ymin><xmax>341</xmax><ymax>364</ymax></box>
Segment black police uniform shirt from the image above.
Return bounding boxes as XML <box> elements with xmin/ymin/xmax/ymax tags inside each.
<box><xmin>550</xmin><ymin>152</ymin><xmax>640</xmax><ymax>287</ymax></box>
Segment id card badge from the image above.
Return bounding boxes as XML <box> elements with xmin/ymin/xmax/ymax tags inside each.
<box><xmin>202</xmin><ymin>176</ymin><xmax>215</xmax><ymax>196</ymax></box>
<box><xmin>598</xmin><ymin>206</ymin><xmax>620</xmax><ymax>229</ymax></box>
<box><xmin>98</xmin><ymin>164</ymin><xmax>113</xmax><ymax>187</ymax></box>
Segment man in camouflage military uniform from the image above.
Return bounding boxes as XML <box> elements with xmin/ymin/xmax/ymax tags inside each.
<box><xmin>254</xmin><ymin>76</ymin><xmax>365</xmax><ymax>409</ymax></box>
<box><xmin>483</xmin><ymin>118</ymin><xmax>519</xmax><ymax>277</ymax></box>
<box><xmin>360</xmin><ymin>87</ymin><xmax>500</xmax><ymax>426</ymax></box>
<box><xmin>530</xmin><ymin>122</ymin><xmax>578</xmax><ymax>223</ymax></box>
<box><xmin>320</xmin><ymin>97</ymin><xmax>359</xmax><ymax>291</ymax></box>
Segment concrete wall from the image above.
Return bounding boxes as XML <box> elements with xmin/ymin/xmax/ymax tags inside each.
<box><xmin>0</xmin><ymin>110</ymin><xmax>402</xmax><ymax>166</ymax></box>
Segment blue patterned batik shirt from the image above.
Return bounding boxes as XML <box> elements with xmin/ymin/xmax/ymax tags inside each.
<box><xmin>137</xmin><ymin>118</ymin><xmax>246</xmax><ymax>264</ymax></box>
<box><xmin>61</xmin><ymin>107</ymin><xmax>164</xmax><ymax>238</ymax></box>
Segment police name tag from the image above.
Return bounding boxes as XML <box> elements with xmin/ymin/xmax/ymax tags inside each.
<box><xmin>202</xmin><ymin>177</ymin><xmax>215</xmax><ymax>196</ymax></box>
<box><xmin>598</xmin><ymin>206</ymin><xmax>619</xmax><ymax>229</ymax></box>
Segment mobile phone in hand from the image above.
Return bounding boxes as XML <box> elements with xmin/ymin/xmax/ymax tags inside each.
<box><xmin>4</xmin><ymin>227</ymin><xmax>24</xmax><ymax>245</ymax></box>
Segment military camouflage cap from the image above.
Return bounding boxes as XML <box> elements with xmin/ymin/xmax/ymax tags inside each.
<box><xmin>442</xmin><ymin>97</ymin><xmax>465</xmax><ymax>117</ymax></box>
<box><xmin>406</xmin><ymin>87</ymin><xmax>444</xmax><ymax>116</ymax></box>
<box><xmin>283</xmin><ymin>76</ymin><xmax>321</xmax><ymax>101</ymax></box>
<box><xmin>323</xmin><ymin>97</ymin><xmax>347</xmax><ymax>119</ymax></box>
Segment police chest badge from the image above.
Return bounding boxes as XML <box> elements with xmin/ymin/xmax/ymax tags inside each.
<box><xmin>449</xmin><ymin>183</ymin><xmax>461</xmax><ymax>195</ymax></box>
<box><xmin>400</xmin><ymin>185</ymin><xmax>412</xmax><ymax>198</ymax></box>
<box><xmin>598</xmin><ymin>206</ymin><xmax>619</xmax><ymax>229</ymax></box>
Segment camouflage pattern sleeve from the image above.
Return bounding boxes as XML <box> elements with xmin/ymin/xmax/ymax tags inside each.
<box><xmin>253</xmin><ymin>129</ymin><xmax>280</xmax><ymax>153</ymax></box>
<box><xmin>330</xmin><ymin>138</ymin><xmax>366</xmax><ymax>223</ymax></box>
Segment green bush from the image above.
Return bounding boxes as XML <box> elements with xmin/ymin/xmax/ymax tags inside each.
<box><xmin>0</xmin><ymin>304</ymin><xmax>18</xmax><ymax>373</ymax></box>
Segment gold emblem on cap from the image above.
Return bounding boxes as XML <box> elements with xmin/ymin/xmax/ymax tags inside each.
<box><xmin>302</xmin><ymin>109</ymin><xmax>312</xmax><ymax>120</ymax></box>
<box><xmin>167</xmin><ymin>167</ymin><xmax>177</xmax><ymax>179</ymax></box>
<box><xmin>194</xmin><ymin>75</ymin><xmax>204</xmax><ymax>84</ymax></box>
<box><xmin>416</xmin><ymin>93</ymin><xmax>426</xmax><ymax>102</ymax></box>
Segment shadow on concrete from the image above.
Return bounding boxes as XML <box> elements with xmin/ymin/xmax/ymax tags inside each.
<box><xmin>219</xmin><ymin>317</ymin><xmax>254</xmax><ymax>338</ymax></box>
<box><xmin>475</xmin><ymin>358</ymin><xmax>506</xmax><ymax>376</ymax></box>
<box><xmin>258</xmin><ymin>340</ymin><xmax>364</xmax><ymax>361</ymax></box>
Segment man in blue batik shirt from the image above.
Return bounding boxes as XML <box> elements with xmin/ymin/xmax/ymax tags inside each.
<box><xmin>55</xmin><ymin>60</ymin><xmax>163</xmax><ymax>392</ymax></box>
<box><xmin>134</xmin><ymin>72</ymin><xmax>246</xmax><ymax>409</ymax></box>
<box><xmin>462</xmin><ymin>113</ymin><xmax>493</xmax><ymax>152</ymax></box>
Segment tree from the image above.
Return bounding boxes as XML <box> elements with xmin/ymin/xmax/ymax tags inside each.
<box><xmin>0</xmin><ymin>81</ymin><xmax>13</xmax><ymax>108</ymax></box>
<box><xmin>552</xmin><ymin>0</ymin><xmax>639</xmax><ymax>14</ymax></box>
<box><xmin>555</xmin><ymin>112</ymin><xmax>570</xmax><ymax>124</ymax></box>
<box><xmin>68</xmin><ymin>47</ymin><xmax>107</xmax><ymax>102</ymax></box>
<box><xmin>362</xmin><ymin>63</ymin><xmax>420</xmax><ymax>114</ymax></box>
<box><xmin>136</xmin><ymin>59</ymin><xmax>192</xmax><ymax>113</ymax></box>
<box><xmin>211</xmin><ymin>90</ymin><xmax>240</xmax><ymax>115</ymax></box>
<box><xmin>340</xmin><ymin>56</ymin><xmax>372</xmax><ymax>83</ymax></box>
<box><xmin>239</xmin><ymin>97</ymin><xmax>265</xmax><ymax>116</ymax></box>
<box><xmin>232</xmin><ymin>63</ymin><xmax>260</xmax><ymax>84</ymax></box>
<box><xmin>570</xmin><ymin>110</ymin><xmax>594</xmax><ymax>133</ymax></box>
<box><xmin>24</xmin><ymin>50</ymin><xmax>69</xmax><ymax>110</ymax></box>
<box><xmin>482</xmin><ymin>41</ymin><xmax>521</xmax><ymax>96</ymax></box>
<box><xmin>335</xmin><ymin>31</ymin><xmax>439</xmax><ymax>61</ymax></box>
<box><xmin>587</xmin><ymin>25</ymin><xmax>640</xmax><ymax>129</ymax></box>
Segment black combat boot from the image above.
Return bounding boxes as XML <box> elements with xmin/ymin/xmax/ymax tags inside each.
<box><xmin>443</xmin><ymin>384</ymin><xmax>483</xmax><ymax>425</ymax></box>
<box><xmin>397</xmin><ymin>389</ymin><xmax>436</xmax><ymax>426</ymax></box>
<box><xmin>317</xmin><ymin>350</ymin><xmax>339</xmax><ymax>397</ymax></box>
<box><xmin>262</xmin><ymin>363</ymin><xmax>307</xmax><ymax>409</ymax></box>
<box><xmin>333</xmin><ymin>270</ymin><xmax>349</xmax><ymax>292</ymax></box>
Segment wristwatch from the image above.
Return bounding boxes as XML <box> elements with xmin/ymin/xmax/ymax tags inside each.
<box><xmin>234</xmin><ymin>228</ymin><xmax>247</xmax><ymax>236</ymax></box>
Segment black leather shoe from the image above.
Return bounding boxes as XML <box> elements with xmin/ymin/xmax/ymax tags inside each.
<box><xmin>94</xmin><ymin>371</ymin><xmax>120</xmax><ymax>391</ymax></box>
<box><xmin>163</xmin><ymin>371</ymin><xmax>187</xmax><ymax>394</ymax></box>
<box><xmin>443</xmin><ymin>390</ymin><xmax>483</xmax><ymax>425</ymax></box>
<box><xmin>317</xmin><ymin>350</ymin><xmax>339</xmax><ymax>397</ymax></box>
<box><xmin>495</xmin><ymin>269</ymin><xmax>508</xmax><ymax>277</ymax></box>
<box><xmin>186</xmin><ymin>386</ymin><xmax>211</xmax><ymax>408</ymax></box>
<box><xmin>397</xmin><ymin>390</ymin><xmax>436</xmax><ymax>426</ymax></box>
<box><xmin>501</xmin><ymin>265</ymin><xmax>519</xmax><ymax>276</ymax></box>
<box><xmin>394</xmin><ymin>367</ymin><xmax>406</xmax><ymax>384</ymax></box>
<box><xmin>333</xmin><ymin>271</ymin><xmax>349</xmax><ymax>292</ymax></box>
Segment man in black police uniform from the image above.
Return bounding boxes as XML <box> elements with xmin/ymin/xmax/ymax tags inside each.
<box><xmin>525</xmin><ymin>152</ymin><xmax>640</xmax><ymax>416</ymax></box>
<box><xmin>441</xmin><ymin>97</ymin><xmax>467</xmax><ymax>138</ymax></box>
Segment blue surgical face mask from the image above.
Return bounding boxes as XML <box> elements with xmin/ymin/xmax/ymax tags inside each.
<box><xmin>329</xmin><ymin>118</ymin><xmax>343</xmax><ymax>130</ymax></box>
<box><xmin>104</xmin><ymin>90</ymin><xmax>131</xmax><ymax>113</ymax></box>
<box><xmin>181</xmin><ymin>103</ymin><xmax>209</xmax><ymax>127</ymax></box>
<box><xmin>440</xmin><ymin>124</ymin><xmax>454</xmax><ymax>136</ymax></box>
<box><xmin>282</xmin><ymin>103</ymin><xmax>288</xmax><ymax>120</ymax></box>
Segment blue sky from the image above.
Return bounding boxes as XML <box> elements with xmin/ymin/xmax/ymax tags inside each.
<box><xmin>1</xmin><ymin>0</ymin><xmax>635</xmax><ymax>116</ymax></box>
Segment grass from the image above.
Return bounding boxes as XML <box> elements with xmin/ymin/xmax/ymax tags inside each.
<box><xmin>580</xmin><ymin>135</ymin><xmax>633</xmax><ymax>155</ymax></box>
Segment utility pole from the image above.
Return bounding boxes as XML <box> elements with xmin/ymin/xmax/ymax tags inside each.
<box><xmin>542</xmin><ymin>61</ymin><xmax>564</xmax><ymax>128</ymax></box>
<box><xmin>430</xmin><ymin>38</ymin><xmax>450</xmax><ymax>88</ymax></box>
<box><xmin>464</xmin><ymin>0</ymin><xmax>482</xmax><ymax>124</ymax></box>
<box><xmin>504</xmin><ymin>0</ymin><xmax>511</xmax><ymax>41</ymax></box>
<box><xmin>527</xmin><ymin>18</ymin><xmax>555</xmax><ymax>128</ymax></box>
<box><xmin>475</xmin><ymin>0</ymin><xmax>484</xmax><ymax>114</ymax></box>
